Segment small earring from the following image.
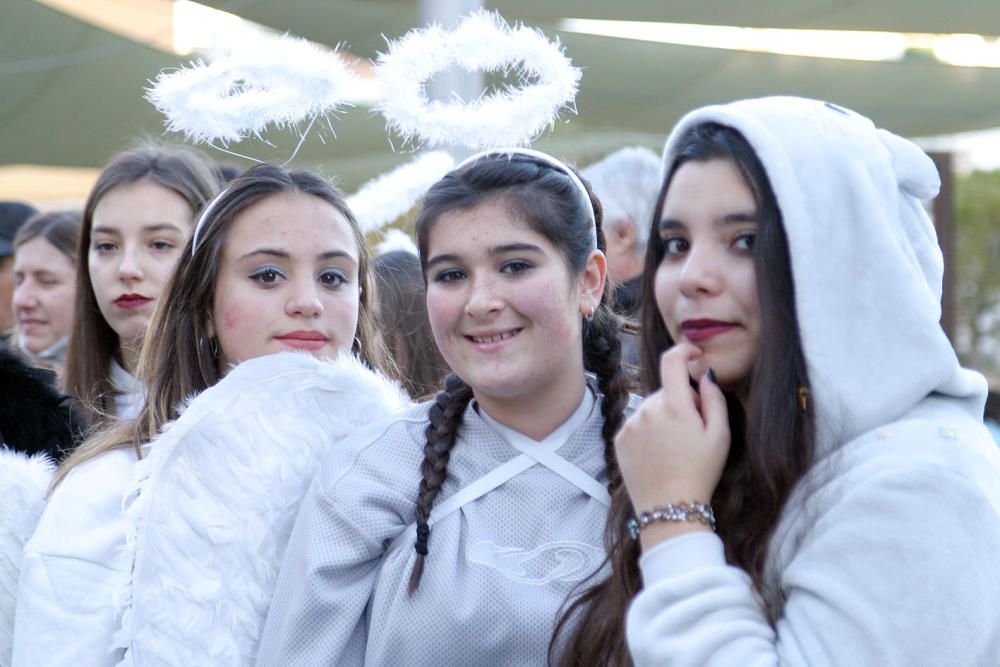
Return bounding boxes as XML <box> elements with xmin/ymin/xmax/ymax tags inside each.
<box><xmin>798</xmin><ymin>386</ymin><xmax>810</xmax><ymax>412</ymax></box>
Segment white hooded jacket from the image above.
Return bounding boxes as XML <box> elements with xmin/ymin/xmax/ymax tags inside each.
<box><xmin>626</xmin><ymin>97</ymin><xmax>1000</xmax><ymax>666</ymax></box>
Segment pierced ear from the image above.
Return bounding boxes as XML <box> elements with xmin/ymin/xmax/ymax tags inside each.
<box><xmin>206</xmin><ymin>314</ymin><xmax>215</xmax><ymax>339</ymax></box>
<box><xmin>580</xmin><ymin>249</ymin><xmax>607</xmax><ymax>315</ymax></box>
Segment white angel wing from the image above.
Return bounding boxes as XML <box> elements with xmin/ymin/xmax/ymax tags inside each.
<box><xmin>113</xmin><ymin>352</ymin><xmax>410</xmax><ymax>666</ymax></box>
<box><xmin>0</xmin><ymin>449</ymin><xmax>54</xmax><ymax>667</ymax></box>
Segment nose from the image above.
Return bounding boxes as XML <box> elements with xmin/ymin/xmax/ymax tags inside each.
<box><xmin>12</xmin><ymin>280</ymin><xmax>38</xmax><ymax>311</ymax></box>
<box><xmin>464</xmin><ymin>274</ymin><xmax>503</xmax><ymax>319</ymax></box>
<box><xmin>678</xmin><ymin>243</ymin><xmax>723</xmax><ymax>298</ymax></box>
<box><xmin>285</xmin><ymin>275</ymin><xmax>323</xmax><ymax>318</ymax></box>
<box><xmin>117</xmin><ymin>244</ymin><xmax>144</xmax><ymax>283</ymax></box>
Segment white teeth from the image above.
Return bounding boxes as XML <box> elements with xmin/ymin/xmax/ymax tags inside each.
<box><xmin>471</xmin><ymin>330</ymin><xmax>517</xmax><ymax>344</ymax></box>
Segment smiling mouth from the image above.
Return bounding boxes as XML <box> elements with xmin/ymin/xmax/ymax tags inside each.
<box><xmin>468</xmin><ymin>329</ymin><xmax>521</xmax><ymax>344</ymax></box>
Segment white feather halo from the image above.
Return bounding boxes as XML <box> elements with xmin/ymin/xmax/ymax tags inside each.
<box><xmin>376</xmin><ymin>228</ymin><xmax>419</xmax><ymax>256</ymax></box>
<box><xmin>374</xmin><ymin>9</ymin><xmax>581</xmax><ymax>149</ymax></box>
<box><xmin>146</xmin><ymin>35</ymin><xmax>359</xmax><ymax>146</ymax></box>
<box><xmin>347</xmin><ymin>150</ymin><xmax>455</xmax><ymax>233</ymax></box>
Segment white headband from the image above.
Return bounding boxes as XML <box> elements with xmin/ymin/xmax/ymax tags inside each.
<box><xmin>455</xmin><ymin>147</ymin><xmax>598</xmax><ymax>249</ymax></box>
<box><xmin>190</xmin><ymin>185</ymin><xmax>232</xmax><ymax>255</ymax></box>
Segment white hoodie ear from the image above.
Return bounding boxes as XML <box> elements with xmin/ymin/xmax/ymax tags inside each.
<box><xmin>876</xmin><ymin>129</ymin><xmax>940</xmax><ymax>200</ymax></box>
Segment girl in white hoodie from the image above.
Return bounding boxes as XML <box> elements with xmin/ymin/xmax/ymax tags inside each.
<box><xmin>556</xmin><ymin>97</ymin><xmax>1000</xmax><ymax>666</ymax></box>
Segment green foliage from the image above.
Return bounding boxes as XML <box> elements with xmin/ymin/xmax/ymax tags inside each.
<box><xmin>954</xmin><ymin>169</ymin><xmax>1000</xmax><ymax>380</ymax></box>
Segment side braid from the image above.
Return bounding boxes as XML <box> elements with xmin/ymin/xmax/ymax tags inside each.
<box><xmin>408</xmin><ymin>373</ymin><xmax>474</xmax><ymax>594</ymax></box>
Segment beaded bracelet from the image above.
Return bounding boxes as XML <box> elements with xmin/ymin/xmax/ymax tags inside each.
<box><xmin>627</xmin><ymin>501</ymin><xmax>716</xmax><ymax>540</ymax></box>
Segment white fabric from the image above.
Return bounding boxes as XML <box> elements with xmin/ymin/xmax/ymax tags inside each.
<box><xmin>113</xmin><ymin>351</ymin><xmax>409</xmax><ymax>666</ymax></box>
<box><xmin>627</xmin><ymin>96</ymin><xmax>1000</xmax><ymax>666</ymax></box>
<box><xmin>13</xmin><ymin>447</ymin><xmax>138</xmax><ymax>667</ymax></box>
<box><xmin>257</xmin><ymin>389</ymin><xmax>637</xmax><ymax>666</ymax></box>
<box><xmin>109</xmin><ymin>360</ymin><xmax>144</xmax><ymax>421</ymax></box>
<box><xmin>0</xmin><ymin>449</ymin><xmax>54</xmax><ymax>667</ymax></box>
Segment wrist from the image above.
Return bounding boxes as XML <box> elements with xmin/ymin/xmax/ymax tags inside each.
<box><xmin>639</xmin><ymin>521</ymin><xmax>712</xmax><ymax>553</ymax></box>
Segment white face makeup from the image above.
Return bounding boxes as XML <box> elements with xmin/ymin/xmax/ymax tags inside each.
<box><xmin>424</xmin><ymin>200</ymin><xmax>603</xmax><ymax>418</ymax></box>
<box><xmin>210</xmin><ymin>191</ymin><xmax>361</xmax><ymax>366</ymax></box>
<box><xmin>89</xmin><ymin>179</ymin><xmax>194</xmax><ymax>361</ymax></box>
<box><xmin>654</xmin><ymin>158</ymin><xmax>761</xmax><ymax>387</ymax></box>
<box><xmin>13</xmin><ymin>237</ymin><xmax>77</xmax><ymax>353</ymax></box>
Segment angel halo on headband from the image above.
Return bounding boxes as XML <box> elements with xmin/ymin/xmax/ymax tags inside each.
<box><xmin>152</xmin><ymin>9</ymin><xmax>587</xmax><ymax>250</ymax></box>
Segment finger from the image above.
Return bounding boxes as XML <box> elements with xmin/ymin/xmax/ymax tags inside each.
<box><xmin>659</xmin><ymin>344</ymin><xmax>703</xmax><ymax>401</ymax></box>
<box><xmin>698</xmin><ymin>369</ymin><xmax>731</xmax><ymax>441</ymax></box>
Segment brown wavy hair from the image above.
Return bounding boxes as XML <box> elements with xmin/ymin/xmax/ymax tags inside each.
<box><xmin>553</xmin><ymin>123</ymin><xmax>816</xmax><ymax>665</ymax></box>
<box><xmin>53</xmin><ymin>164</ymin><xmax>387</xmax><ymax>491</ymax></box>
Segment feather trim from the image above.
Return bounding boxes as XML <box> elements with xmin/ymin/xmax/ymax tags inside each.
<box><xmin>0</xmin><ymin>449</ymin><xmax>54</xmax><ymax>667</ymax></box>
<box><xmin>347</xmin><ymin>151</ymin><xmax>455</xmax><ymax>233</ymax></box>
<box><xmin>374</xmin><ymin>9</ymin><xmax>581</xmax><ymax>149</ymax></box>
<box><xmin>112</xmin><ymin>352</ymin><xmax>410</xmax><ymax>666</ymax></box>
<box><xmin>146</xmin><ymin>35</ymin><xmax>359</xmax><ymax>146</ymax></box>
<box><xmin>376</xmin><ymin>228</ymin><xmax>419</xmax><ymax>257</ymax></box>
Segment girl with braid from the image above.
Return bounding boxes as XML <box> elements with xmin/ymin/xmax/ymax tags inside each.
<box><xmin>258</xmin><ymin>149</ymin><xmax>637</xmax><ymax>666</ymax></box>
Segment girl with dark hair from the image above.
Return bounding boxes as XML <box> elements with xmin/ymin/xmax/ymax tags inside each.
<box><xmin>257</xmin><ymin>149</ymin><xmax>635</xmax><ymax>665</ymax></box>
<box><xmin>64</xmin><ymin>143</ymin><xmax>221</xmax><ymax>423</ymax></box>
<box><xmin>15</xmin><ymin>164</ymin><xmax>408</xmax><ymax>667</ymax></box>
<box><xmin>563</xmin><ymin>97</ymin><xmax>1000</xmax><ymax>665</ymax></box>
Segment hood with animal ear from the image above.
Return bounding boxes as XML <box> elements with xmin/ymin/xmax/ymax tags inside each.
<box><xmin>662</xmin><ymin>96</ymin><xmax>987</xmax><ymax>458</ymax></box>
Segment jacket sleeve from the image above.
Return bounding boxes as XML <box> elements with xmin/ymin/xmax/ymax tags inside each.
<box><xmin>13</xmin><ymin>451</ymin><xmax>133</xmax><ymax>667</ymax></box>
<box><xmin>626</xmin><ymin>452</ymin><xmax>1000</xmax><ymax>666</ymax></box>
<box><xmin>255</xmin><ymin>430</ymin><xmax>417</xmax><ymax>667</ymax></box>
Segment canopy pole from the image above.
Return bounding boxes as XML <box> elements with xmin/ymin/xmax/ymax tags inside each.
<box><xmin>419</xmin><ymin>0</ymin><xmax>484</xmax><ymax>160</ymax></box>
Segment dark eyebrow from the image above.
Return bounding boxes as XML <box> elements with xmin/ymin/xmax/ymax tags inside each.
<box><xmin>425</xmin><ymin>243</ymin><xmax>545</xmax><ymax>271</ymax></box>
<box><xmin>238</xmin><ymin>248</ymin><xmax>358</xmax><ymax>264</ymax></box>
<box><xmin>658</xmin><ymin>212</ymin><xmax>758</xmax><ymax>233</ymax></box>
<box><xmin>91</xmin><ymin>223</ymin><xmax>186</xmax><ymax>235</ymax></box>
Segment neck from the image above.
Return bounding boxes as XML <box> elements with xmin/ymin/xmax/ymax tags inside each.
<box><xmin>118</xmin><ymin>337</ymin><xmax>141</xmax><ymax>375</ymax></box>
<box><xmin>474</xmin><ymin>376</ymin><xmax>588</xmax><ymax>442</ymax></box>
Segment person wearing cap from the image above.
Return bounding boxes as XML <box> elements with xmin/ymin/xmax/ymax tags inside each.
<box><xmin>0</xmin><ymin>201</ymin><xmax>39</xmax><ymax>345</ymax></box>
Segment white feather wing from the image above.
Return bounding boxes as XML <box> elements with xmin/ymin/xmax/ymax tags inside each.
<box><xmin>0</xmin><ymin>449</ymin><xmax>54</xmax><ymax>667</ymax></box>
<box><xmin>113</xmin><ymin>352</ymin><xmax>410</xmax><ymax>666</ymax></box>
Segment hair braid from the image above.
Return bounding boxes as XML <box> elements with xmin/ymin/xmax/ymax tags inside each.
<box><xmin>550</xmin><ymin>191</ymin><xmax>641</xmax><ymax>667</ymax></box>
<box><xmin>408</xmin><ymin>373</ymin><xmax>474</xmax><ymax>593</ymax></box>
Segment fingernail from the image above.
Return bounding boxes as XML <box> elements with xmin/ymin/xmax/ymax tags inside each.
<box><xmin>707</xmin><ymin>368</ymin><xmax>716</xmax><ymax>384</ymax></box>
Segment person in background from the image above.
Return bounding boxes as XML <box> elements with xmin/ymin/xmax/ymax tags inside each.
<box><xmin>372</xmin><ymin>247</ymin><xmax>450</xmax><ymax>399</ymax></box>
<box><xmin>581</xmin><ymin>147</ymin><xmax>661</xmax><ymax>320</ymax></box>
<box><xmin>63</xmin><ymin>144</ymin><xmax>220</xmax><ymax>424</ymax></box>
<box><xmin>12</xmin><ymin>210</ymin><xmax>81</xmax><ymax>378</ymax></box>
<box><xmin>0</xmin><ymin>201</ymin><xmax>39</xmax><ymax>347</ymax></box>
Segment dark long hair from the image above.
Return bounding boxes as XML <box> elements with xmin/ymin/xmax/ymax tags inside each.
<box><xmin>53</xmin><ymin>164</ymin><xmax>387</xmax><ymax>490</ymax></box>
<box><xmin>407</xmin><ymin>153</ymin><xmax>631</xmax><ymax>603</ymax></box>
<box><xmin>372</xmin><ymin>249</ymin><xmax>449</xmax><ymax>400</ymax></box>
<box><xmin>64</xmin><ymin>143</ymin><xmax>220</xmax><ymax>423</ymax></box>
<box><xmin>557</xmin><ymin>123</ymin><xmax>816</xmax><ymax>665</ymax></box>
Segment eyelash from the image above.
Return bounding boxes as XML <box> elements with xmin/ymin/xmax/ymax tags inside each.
<box><xmin>249</xmin><ymin>266</ymin><xmax>285</xmax><ymax>285</ymax></box>
<box><xmin>319</xmin><ymin>269</ymin><xmax>348</xmax><ymax>288</ymax></box>
<box><xmin>660</xmin><ymin>232</ymin><xmax>756</xmax><ymax>256</ymax></box>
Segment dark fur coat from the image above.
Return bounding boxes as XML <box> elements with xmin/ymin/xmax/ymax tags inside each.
<box><xmin>0</xmin><ymin>345</ymin><xmax>86</xmax><ymax>461</ymax></box>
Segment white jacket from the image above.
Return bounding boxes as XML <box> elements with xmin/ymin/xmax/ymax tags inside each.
<box><xmin>626</xmin><ymin>97</ymin><xmax>1000</xmax><ymax>666</ymax></box>
<box><xmin>1</xmin><ymin>450</ymin><xmax>54</xmax><ymax>667</ymax></box>
<box><xmin>13</xmin><ymin>448</ymin><xmax>136</xmax><ymax>667</ymax></box>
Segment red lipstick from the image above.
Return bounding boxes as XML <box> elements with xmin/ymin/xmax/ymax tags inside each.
<box><xmin>114</xmin><ymin>293</ymin><xmax>152</xmax><ymax>309</ymax></box>
<box><xmin>681</xmin><ymin>319</ymin><xmax>737</xmax><ymax>342</ymax></box>
<box><xmin>275</xmin><ymin>330</ymin><xmax>329</xmax><ymax>351</ymax></box>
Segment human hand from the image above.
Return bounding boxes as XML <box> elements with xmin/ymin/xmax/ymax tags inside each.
<box><xmin>615</xmin><ymin>344</ymin><xmax>731</xmax><ymax>548</ymax></box>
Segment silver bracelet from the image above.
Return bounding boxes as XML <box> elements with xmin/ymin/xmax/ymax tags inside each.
<box><xmin>627</xmin><ymin>501</ymin><xmax>716</xmax><ymax>540</ymax></box>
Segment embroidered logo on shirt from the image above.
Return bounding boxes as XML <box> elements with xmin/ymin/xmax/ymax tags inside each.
<box><xmin>467</xmin><ymin>540</ymin><xmax>604</xmax><ymax>585</ymax></box>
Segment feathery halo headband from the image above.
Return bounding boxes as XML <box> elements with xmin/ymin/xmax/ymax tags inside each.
<box><xmin>190</xmin><ymin>184</ymin><xmax>232</xmax><ymax>254</ymax></box>
<box><xmin>455</xmin><ymin>147</ymin><xmax>598</xmax><ymax>249</ymax></box>
<box><xmin>146</xmin><ymin>35</ymin><xmax>359</xmax><ymax>165</ymax></box>
<box><xmin>374</xmin><ymin>10</ymin><xmax>581</xmax><ymax>150</ymax></box>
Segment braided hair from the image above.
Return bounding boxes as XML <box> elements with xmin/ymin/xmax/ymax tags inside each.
<box><xmin>408</xmin><ymin>152</ymin><xmax>631</xmax><ymax>596</ymax></box>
